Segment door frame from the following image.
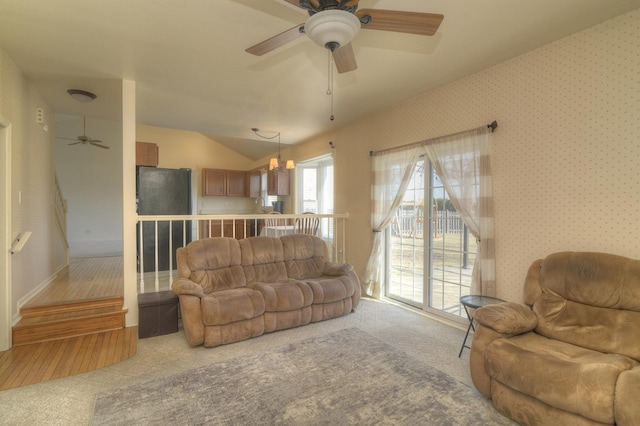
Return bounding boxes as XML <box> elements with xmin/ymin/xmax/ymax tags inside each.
<box><xmin>0</xmin><ymin>115</ymin><xmax>12</xmax><ymax>351</ymax></box>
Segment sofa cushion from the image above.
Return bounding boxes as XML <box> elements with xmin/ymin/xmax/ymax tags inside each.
<box><xmin>485</xmin><ymin>332</ymin><xmax>639</xmax><ymax>424</ymax></box>
<box><xmin>239</xmin><ymin>237</ymin><xmax>288</xmax><ymax>283</ymax></box>
<box><xmin>306</xmin><ymin>276</ymin><xmax>355</xmax><ymax>304</ymax></box>
<box><xmin>281</xmin><ymin>234</ymin><xmax>326</xmax><ymax>279</ymax></box>
<box><xmin>178</xmin><ymin>238</ymin><xmax>246</xmax><ymax>293</ymax></box>
<box><xmin>249</xmin><ymin>280</ymin><xmax>313</xmax><ymax>312</ymax></box>
<box><xmin>200</xmin><ymin>288</ymin><xmax>264</xmax><ymax>326</ymax></box>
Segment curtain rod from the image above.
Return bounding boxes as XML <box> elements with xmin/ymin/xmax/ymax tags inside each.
<box><xmin>369</xmin><ymin>121</ymin><xmax>498</xmax><ymax>157</ymax></box>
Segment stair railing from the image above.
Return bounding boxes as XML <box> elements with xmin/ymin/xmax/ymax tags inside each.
<box><xmin>54</xmin><ymin>175</ymin><xmax>70</xmax><ymax>264</ymax></box>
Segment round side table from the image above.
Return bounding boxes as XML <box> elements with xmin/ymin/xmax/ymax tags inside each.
<box><xmin>458</xmin><ymin>295</ymin><xmax>505</xmax><ymax>357</ymax></box>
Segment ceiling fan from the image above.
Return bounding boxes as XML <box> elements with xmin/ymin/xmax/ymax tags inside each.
<box><xmin>57</xmin><ymin>116</ymin><xmax>109</xmax><ymax>149</ymax></box>
<box><xmin>246</xmin><ymin>0</ymin><xmax>444</xmax><ymax>73</ymax></box>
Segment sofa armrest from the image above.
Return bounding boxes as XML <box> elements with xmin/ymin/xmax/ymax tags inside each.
<box><xmin>615</xmin><ymin>366</ymin><xmax>640</xmax><ymax>425</ymax></box>
<box><xmin>172</xmin><ymin>277</ymin><xmax>204</xmax><ymax>297</ymax></box>
<box><xmin>474</xmin><ymin>302</ymin><xmax>537</xmax><ymax>336</ymax></box>
<box><xmin>323</xmin><ymin>262</ymin><xmax>353</xmax><ymax>276</ymax></box>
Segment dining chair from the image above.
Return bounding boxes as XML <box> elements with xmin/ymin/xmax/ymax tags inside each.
<box><xmin>265</xmin><ymin>211</ymin><xmax>284</xmax><ymax>227</ymax></box>
<box><xmin>294</xmin><ymin>213</ymin><xmax>319</xmax><ymax>235</ymax></box>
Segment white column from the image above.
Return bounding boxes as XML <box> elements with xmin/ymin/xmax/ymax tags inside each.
<box><xmin>122</xmin><ymin>80</ymin><xmax>138</xmax><ymax>326</ymax></box>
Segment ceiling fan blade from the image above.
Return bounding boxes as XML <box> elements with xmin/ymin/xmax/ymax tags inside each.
<box><xmin>333</xmin><ymin>43</ymin><xmax>357</xmax><ymax>74</ymax></box>
<box><xmin>340</xmin><ymin>0</ymin><xmax>360</xmax><ymax>7</ymax></box>
<box><xmin>283</xmin><ymin>0</ymin><xmax>321</xmax><ymax>8</ymax></box>
<box><xmin>91</xmin><ymin>142</ymin><xmax>110</xmax><ymax>149</ymax></box>
<box><xmin>246</xmin><ymin>23</ymin><xmax>305</xmax><ymax>56</ymax></box>
<box><xmin>67</xmin><ymin>141</ymin><xmax>82</xmax><ymax>146</ymax></box>
<box><xmin>356</xmin><ymin>9</ymin><xmax>444</xmax><ymax>36</ymax></box>
<box><xmin>57</xmin><ymin>136</ymin><xmax>78</xmax><ymax>142</ymax></box>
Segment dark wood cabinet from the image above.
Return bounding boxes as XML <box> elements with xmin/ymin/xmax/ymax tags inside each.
<box><xmin>267</xmin><ymin>166</ymin><xmax>290</xmax><ymax>196</ymax></box>
<box><xmin>202</xmin><ymin>169</ymin><xmax>226</xmax><ymax>196</ymax></box>
<box><xmin>202</xmin><ymin>168</ymin><xmax>247</xmax><ymax>197</ymax></box>
<box><xmin>247</xmin><ymin>170</ymin><xmax>262</xmax><ymax>198</ymax></box>
<box><xmin>136</xmin><ymin>142</ymin><xmax>158</xmax><ymax>167</ymax></box>
<box><xmin>200</xmin><ymin>220</ymin><xmax>251</xmax><ymax>239</ymax></box>
<box><xmin>226</xmin><ymin>170</ymin><xmax>247</xmax><ymax>197</ymax></box>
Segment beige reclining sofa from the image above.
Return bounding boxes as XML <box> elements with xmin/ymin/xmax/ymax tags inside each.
<box><xmin>470</xmin><ymin>252</ymin><xmax>640</xmax><ymax>425</ymax></box>
<box><xmin>172</xmin><ymin>233</ymin><xmax>361</xmax><ymax>347</ymax></box>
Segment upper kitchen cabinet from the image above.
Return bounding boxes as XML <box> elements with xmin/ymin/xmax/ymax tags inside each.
<box><xmin>247</xmin><ymin>170</ymin><xmax>262</xmax><ymax>198</ymax></box>
<box><xmin>202</xmin><ymin>168</ymin><xmax>247</xmax><ymax>197</ymax></box>
<box><xmin>136</xmin><ymin>142</ymin><xmax>159</xmax><ymax>167</ymax></box>
<box><xmin>226</xmin><ymin>170</ymin><xmax>247</xmax><ymax>197</ymax></box>
<box><xmin>267</xmin><ymin>167</ymin><xmax>290</xmax><ymax>196</ymax></box>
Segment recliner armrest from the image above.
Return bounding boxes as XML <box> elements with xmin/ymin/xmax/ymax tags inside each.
<box><xmin>172</xmin><ymin>277</ymin><xmax>204</xmax><ymax>297</ymax></box>
<box><xmin>475</xmin><ymin>302</ymin><xmax>537</xmax><ymax>336</ymax></box>
<box><xmin>323</xmin><ymin>262</ymin><xmax>353</xmax><ymax>276</ymax></box>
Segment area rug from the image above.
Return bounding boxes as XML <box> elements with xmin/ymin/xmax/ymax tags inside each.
<box><xmin>91</xmin><ymin>328</ymin><xmax>512</xmax><ymax>425</ymax></box>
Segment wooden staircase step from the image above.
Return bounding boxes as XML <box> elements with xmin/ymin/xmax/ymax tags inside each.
<box><xmin>20</xmin><ymin>296</ymin><xmax>123</xmax><ymax>318</ymax></box>
<box><xmin>13</xmin><ymin>301</ymin><xmax>128</xmax><ymax>346</ymax></box>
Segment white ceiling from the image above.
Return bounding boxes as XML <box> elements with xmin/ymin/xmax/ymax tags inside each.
<box><xmin>1</xmin><ymin>0</ymin><xmax>639</xmax><ymax>160</ymax></box>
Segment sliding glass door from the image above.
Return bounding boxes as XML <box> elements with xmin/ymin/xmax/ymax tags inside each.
<box><xmin>386</xmin><ymin>160</ymin><xmax>475</xmax><ymax>319</ymax></box>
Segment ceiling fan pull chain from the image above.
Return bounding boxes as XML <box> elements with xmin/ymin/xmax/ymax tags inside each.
<box><xmin>327</xmin><ymin>49</ymin><xmax>335</xmax><ymax>121</ymax></box>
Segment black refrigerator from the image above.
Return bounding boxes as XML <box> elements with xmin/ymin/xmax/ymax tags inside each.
<box><xmin>137</xmin><ymin>167</ymin><xmax>192</xmax><ymax>272</ymax></box>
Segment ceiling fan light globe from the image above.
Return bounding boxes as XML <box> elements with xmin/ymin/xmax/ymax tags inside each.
<box><xmin>305</xmin><ymin>10</ymin><xmax>361</xmax><ymax>50</ymax></box>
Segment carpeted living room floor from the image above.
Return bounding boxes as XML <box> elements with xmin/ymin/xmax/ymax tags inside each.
<box><xmin>0</xmin><ymin>298</ymin><xmax>493</xmax><ymax>425</ymax></box>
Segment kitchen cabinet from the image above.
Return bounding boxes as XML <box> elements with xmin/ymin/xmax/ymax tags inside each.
<box><xmin>202</xmin><ymin>169</ymin><xmax>226</xmax><ymax>196</ymax></box>
<box><xmin>200</xmin><ymin>219</ymin><xmax>251</xmax><ymax>240</ymax></box>
<box><xmin>202</xmin><ymin>168</ymin><xmax>247</xmax><ymax>197</ymax></box>
<box><xmin>247</xmin><ymin>170</ymin><xmax>261</xmax><ymax>198</ymax></box>
<box><xmin>226</xmin><ymin>170</ymin><xmax>247</xmax><ymax>197</ymax></box>
<box><xmin>267</xmin><ymin>167</ymin><xmax>290</xmax><ymax>196</ymax></box>
<box><xmin>136</xmin><ymin>142</ymin><xmax>158</xmax><ymax>167</ymax></box>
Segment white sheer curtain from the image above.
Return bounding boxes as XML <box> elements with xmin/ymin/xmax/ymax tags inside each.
<box><xmin>423</xmin><ymin>126</ymin><xmax>495</xmax><ymax>296</ymax></box>
<box><xmin>365</xmin><ymin>125</ymin><xmax>496</xmax><ymax>298</ymax></box>
<box><xmin>363</xmin><ymin>146</ymin><xmax>421</xmax><ymax>297</ymax></box>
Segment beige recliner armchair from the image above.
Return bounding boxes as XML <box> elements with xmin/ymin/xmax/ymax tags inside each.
<box><xmin>470</xmin><ymin>252</ymin><xmax>640</xmax><ymax>425</ymax></box>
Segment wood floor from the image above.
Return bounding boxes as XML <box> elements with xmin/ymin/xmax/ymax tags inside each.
<box><xmin>24</xmin><ymin>256</ymin><xmax>124</xmax><ymax>306</ymax></box>
<box><xmin>0</xmin><ymin>327</ymin><xmax>137</xmax><ymax>391</ymax></box>
<box><xmin>1</xmin><ymin>256</ymin><xmax>136</xmax><ymax>391</ymax></box>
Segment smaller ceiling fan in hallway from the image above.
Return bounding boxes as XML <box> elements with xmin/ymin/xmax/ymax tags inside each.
<box><xmin>57</xmin><ymin>116</ymin><xmax>109</xmax><ymax>149</ymax></box>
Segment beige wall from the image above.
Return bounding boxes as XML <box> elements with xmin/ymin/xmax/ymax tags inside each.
<box><xmin>290</xmin><ymin>9</ymin><xmax>640</xmax><ymax>303</ymax></box>
<box><xmin>0</xmin><ymin>48</ymin><xmax>66</xmax><ymax>319</ymax></box>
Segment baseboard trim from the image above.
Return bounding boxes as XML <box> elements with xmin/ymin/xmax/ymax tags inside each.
<box><xmin>12</xmin><ymin>263</ymin><xmax>66</xmax><ymax>326</ymax></box>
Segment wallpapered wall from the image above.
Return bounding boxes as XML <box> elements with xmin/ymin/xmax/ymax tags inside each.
<box><xmin>291</xmin><ymin>9</ymin><xmax>640</xmax><ymax>303</ymax></box>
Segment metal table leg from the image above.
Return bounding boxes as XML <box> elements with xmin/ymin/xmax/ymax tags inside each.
<box><xmin>458</xmin><ymin>304</ymin><xmax>475</xmax><ymax>357</ymax></box>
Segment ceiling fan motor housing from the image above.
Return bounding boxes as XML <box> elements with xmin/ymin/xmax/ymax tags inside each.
<box><xmin>304</xmin><ymin>9</ymin><xmax>361</xmax><ymax>50</ymax></box>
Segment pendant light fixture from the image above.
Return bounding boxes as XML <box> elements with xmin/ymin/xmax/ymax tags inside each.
<box><xmin>252</xmin><ymin>128</ymin><xmax>295</xmax><ymax>172</ymax></box>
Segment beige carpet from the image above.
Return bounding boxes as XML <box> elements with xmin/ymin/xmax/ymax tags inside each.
<box><xmin>0</xmin><ymin>298</ymin><xmax>496</xmax><ymax>425</ymax></box>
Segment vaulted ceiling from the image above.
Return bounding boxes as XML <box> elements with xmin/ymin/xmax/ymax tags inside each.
<box><xmin>1</xmin><ymin>0</ymin><xmax>639</xmax><ymax>159</ymax></box>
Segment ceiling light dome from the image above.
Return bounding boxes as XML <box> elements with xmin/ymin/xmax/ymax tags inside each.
<box><xmin>67</xmin><ymin>89</ymin><xmax>97</xmax><ymax>102</ymax></box>
<box><xmin>305</xmin><ymin>10</ymin><xmax>361</xmax><ymax>51</ymax></box>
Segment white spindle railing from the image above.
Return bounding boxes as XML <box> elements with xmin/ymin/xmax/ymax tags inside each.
<box><xmin>136</xmin><ymin>213</ymin><xmax>349</xmax><ymax>294</ymax></box>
